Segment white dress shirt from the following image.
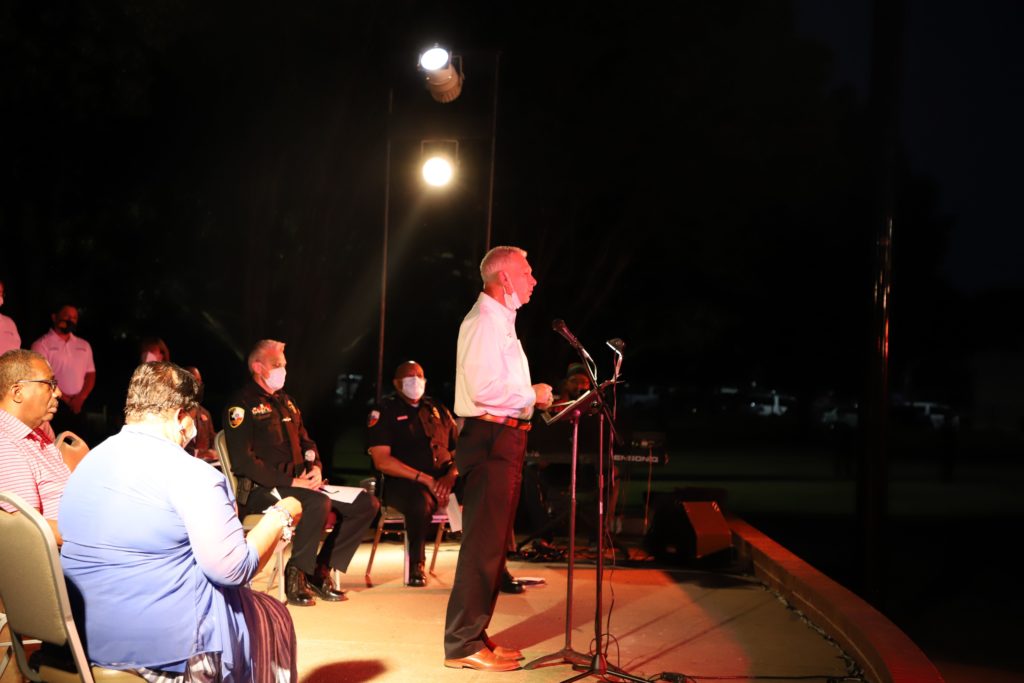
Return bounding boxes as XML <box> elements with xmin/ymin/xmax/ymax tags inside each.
<box><xmin>454</xmin><ymin>292</ymin><xmax>536</xmax><ymax>420</ymax></box>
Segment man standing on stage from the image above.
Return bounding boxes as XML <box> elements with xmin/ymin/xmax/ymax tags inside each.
<box><xmin>444</xmin><ymin>246</ymin><xmax>553</xmax><ymax>672</ymax></box>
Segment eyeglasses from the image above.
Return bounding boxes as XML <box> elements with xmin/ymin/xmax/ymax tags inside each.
<box><xmin>16</xmin><ymin>378</ymin><xmax>59</xmax><ymax>392</ymax></box>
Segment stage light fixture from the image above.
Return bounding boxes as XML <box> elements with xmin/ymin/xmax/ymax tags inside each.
<box><xmin>422</xmin><ymin>156</ymin><xmax>454</xmax><ymax>187</ymax></box>
<box><xmin>420</xmin><ymin>139</ymin><xmax>459</xmax><ymax>187</ymax></box>
<box><xmin>418</xmin><ymin>45</ymin><xmax>463</xmax><ymax>104</ymax></box>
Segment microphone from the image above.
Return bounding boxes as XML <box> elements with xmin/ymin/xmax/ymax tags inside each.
<box><xmin>552</xmin><ymin>319</ymin><xmax>584</xmax><ymax>352</ymax></box>
<box><xmin>606</xmin><ymin>338</ymin><xmax>625</xmax><ymax>353</ymax></box>
<box><xmin>303</xmin><ymin>449</ymin><xmax>316</xmax><ymax>474</ymax></box>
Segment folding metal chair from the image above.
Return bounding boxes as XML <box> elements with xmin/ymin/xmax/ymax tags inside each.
<box><xmin>214</xmin><ymin>430</ymin><xmax>288</xmax><ymax>602</ymax></box>
<box><xmin>363</xmin><ymin>475</ymin><xmax>454</xmax><ymax>586</ymax></box>
<box><xmin>0</xmin><ymin>491</ymin><xmax>144</xmax><ymax>682</ymax></box>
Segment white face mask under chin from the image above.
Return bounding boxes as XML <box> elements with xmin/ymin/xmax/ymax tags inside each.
<box><xmin>503</xmin><ymin>288</ymin><xmax>522</xmax><ymax>311</ymax></box>
<box><xmin>401</xmin><ymin>377</ymin><xmax>426</xmax><ymax>402</ymax></box>
<box><xmin>265</xmin><ymin>367</ymin><xmax>287</xmax><ymax>392</ymax></box>
<box><xmin>180</xmin><ymin>418</ymin><xmax>197</xmax><ymax>447</ymax></box>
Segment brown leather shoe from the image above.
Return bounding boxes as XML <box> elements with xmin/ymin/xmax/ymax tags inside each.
<box><xmin>444</xmin><ymin>647</ymin><xmax>520</xmax><ymax>672</ymax></box>
<box><xmin>484</xmin><ymin>637</ymin><xmax>524</xmax><ymax>660</ymax></box>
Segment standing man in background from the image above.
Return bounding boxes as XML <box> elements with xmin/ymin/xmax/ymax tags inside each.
<box><xmin>31</xmin><ymin>304</ymin><xmax>96</xmax><ymax>443</ymax></box>
<box><xmin>443</xmin><ymin>246</ymin><xmax>553</xmax><ymax>672</ymax></box>
<box><xmin>0</xmin><ymin>280</ymin><xmax>21</xmax><ymax>354</ymax></box>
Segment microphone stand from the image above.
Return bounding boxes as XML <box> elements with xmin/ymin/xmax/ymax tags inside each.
<box><xmin>522</xmin><ymin>401</ymin><xmax>593</xmax><ymax>672</ymax></box>
<box><xmin>532</xmin><ymin>323</ymin><xmax>646</xmax><ymax>683</ymax></box>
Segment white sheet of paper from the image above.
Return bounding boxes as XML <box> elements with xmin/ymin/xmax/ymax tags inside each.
<box><xmin>320</xmin><ymin>484</ymin><xmax>364</xmax><ymax>504</ymax></box>
<box><xmin>446</xmin><ymin>493</ymin><xmax>463</xmax><ymax>532</ymax></box>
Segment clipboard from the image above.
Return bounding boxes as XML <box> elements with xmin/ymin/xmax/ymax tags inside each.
<box><xmin>541</xmin><ymin>389</ymin><xmax>601</xmax><ymax>426</ymax></box>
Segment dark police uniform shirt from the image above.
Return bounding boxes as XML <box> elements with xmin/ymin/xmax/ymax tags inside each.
<box><xmin>224</xmin><ymin>379</ymin><xmax>321</xmax><ymax>489</ymax></box>
<box><xmin>366</xmin><ymin>393</ymin><xmax>458</xmax><ymax>478</ymax></box>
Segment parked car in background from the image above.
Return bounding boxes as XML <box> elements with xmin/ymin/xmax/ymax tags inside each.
<box><xmin>746</xmin><ymin>390</ymin><xmax>797</xmax><ymax>417</ymax></box>
<box><xmin>891</xmin><ymin>399</ymin><xmax>960</xmax><ymax>432</ymax></box>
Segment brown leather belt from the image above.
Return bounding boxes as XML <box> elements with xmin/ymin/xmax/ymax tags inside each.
<box><xmin>470</xmin><ymin>413</ymin><xmax>532</xmax><ymax>432</ymax></box>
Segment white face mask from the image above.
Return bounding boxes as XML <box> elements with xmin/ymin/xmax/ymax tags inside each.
<box><xmin>400</xmin><ymin>376</ymin><xmax>426</xmax><ymax>402</ymax></box>
<box><xmin>265</xmin><ymin>367</ymin><xmax>287</xmax><ymax>392</ymax></box>
<box><xmin>503</xmin><ymin>288</ymin><xmax>522</xmax><ymax>311</ymax></box>
<box><xmin>142</xmin><ymin>351</ymin><xmax>161</xmax><ymax>363</ymax></box>
<box><xmin>180</xmin><ymin>417</ymin><xmax>197</xmax><ymax>447</ymax></box>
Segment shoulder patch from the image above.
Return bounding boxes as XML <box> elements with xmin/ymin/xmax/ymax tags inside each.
<box><xmin>367</xmin><ymin>410</ymin><xmax>380</xmax><ymax>428</ymax></box>
<box><xmin>228</xmin><ymin>406</ymin><xmax>245</xmax><ymax>428</ymax></box>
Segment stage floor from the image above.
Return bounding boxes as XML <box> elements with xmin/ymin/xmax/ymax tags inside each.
<box><xmin>259</xmin><ymin>535</ymin><xmax>860</xmax><ymax>682</ymax></box>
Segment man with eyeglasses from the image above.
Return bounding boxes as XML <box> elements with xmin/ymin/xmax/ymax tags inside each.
<box><xmin>0</xmin><ymin>349</ymin><xmax>70</xmax><ymax>544</ymax></box>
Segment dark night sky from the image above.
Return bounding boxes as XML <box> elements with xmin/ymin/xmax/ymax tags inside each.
<box><xmin>797</xmin><ymin>0</ymin><xmax>1024</xmax><ymax>292</ymax></box>
<box><xmin>2</xmin><ymin>0</ymin><xmax>1023</xmax><ymax>430</ymax></box>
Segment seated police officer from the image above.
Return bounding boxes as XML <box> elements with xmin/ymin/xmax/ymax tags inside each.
<box><xmin>225</xmin><ymin>339</ymin><xmax>379</xmax><ymax>606</ymax></box>
<box><xmin>367</xmin><ymin>360</ymin><xmax>459</xmax><ymax>587</ymax></box>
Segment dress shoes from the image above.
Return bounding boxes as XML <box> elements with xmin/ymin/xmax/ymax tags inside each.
<box><xmin>306</xmin><ymin>566</ymin><xmax>347</xmax><ymax>602</ymax></box>
<box><xmin>444</xmin><ymin>647</ymin><xmax>520</xmax><ymax>672</ymax></box>
<box><xmin>407</xmin><ymin>562</ymin><xmax>427</xmax><ymax>588</ymax></box>
<box><xmin>284</xmin><ymin>564</ymin><xmax>316</xmax><ymax>607</ymax></box>
<box><xmin>499</xmin><ymin>569</ymin><xmax>525</xmax><ymax>594</ymax></box>
<box><xmin>484</xmin><ymin>638</ymin><xmax>524</xmax><ymax>661</ymax></box>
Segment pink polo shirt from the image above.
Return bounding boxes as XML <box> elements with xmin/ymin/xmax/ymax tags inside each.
<box><xmin>0</xmin><ymin>408</ymin><xmax>70</xmax><ymax>520</ymax></box>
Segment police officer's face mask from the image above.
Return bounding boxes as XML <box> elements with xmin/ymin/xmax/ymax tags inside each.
<box><xmin>264</xmin><ymin>366</ymin><xmax>287</xmax><ymax>392</ymax></box>
<box><xmin>400</xmin><ymin>376</ymin><xmax>426</xmax><ymax>402</ymax></box>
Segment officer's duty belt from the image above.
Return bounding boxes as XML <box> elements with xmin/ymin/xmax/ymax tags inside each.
<box><xmin>470</xmin><ymin>413</ymin><xmax>532</xmax><ymax>432</ymax></box>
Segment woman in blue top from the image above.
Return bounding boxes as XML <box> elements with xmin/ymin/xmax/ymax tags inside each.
<box><xmin>60</xmin><ymin>361</ymin><xmax>302</xmax><ymax>682</ymax></box>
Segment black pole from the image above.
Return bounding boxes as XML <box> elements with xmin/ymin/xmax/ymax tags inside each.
<box><xmin>484</xmin><ymin>51</ymin><xmax>500</xmax><ymax>253</ymax></box>
<box><xmin>376</xmin><ymin>89</ymin><xmax>394</xmax><ymax>407</ymax></box>
<box><xmin>860</xmin><ymin>0</ymin><xmax>906</xmax><ymax>608</ymax></box>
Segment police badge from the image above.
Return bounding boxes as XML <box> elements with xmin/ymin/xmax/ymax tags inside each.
<box><xmin>228</xmin><ymin>406</ymin><xmax>245</xmax><ymax>428</ymax></box>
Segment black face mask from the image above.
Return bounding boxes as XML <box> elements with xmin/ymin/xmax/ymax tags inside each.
<box><xmin>56</xmin><ymin>320</ymin><xmax>77</xmax><ymax>334</ymax></box>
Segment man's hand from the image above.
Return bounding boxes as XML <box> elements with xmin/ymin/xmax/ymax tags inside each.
<box><xmin>533</xmin><ymin>383</ymin><xmax>554</xmax><ymax>410</ymax></box>
<box><xmin>432</xmin><ymin>470</ymin><xmax>457</xmax><ymax>508</ymax></box>
<box><xmin>299</xmin><ymin>464</ymin><xmax>323</xmax><ymax>491</ymax></box>
<box><xmin>290</xmin><ymin>476</ymin><xmax>320</xmax><ymax>489</ymax></box>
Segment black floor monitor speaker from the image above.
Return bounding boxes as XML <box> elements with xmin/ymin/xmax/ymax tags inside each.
<box><xmin>644</xmin><ymin>489</ymin><xmax>733</xmax><ymax>564</ymax></box>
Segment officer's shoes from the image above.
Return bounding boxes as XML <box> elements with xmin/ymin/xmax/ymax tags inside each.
<box><xmin>306</xmin><ymin>565</ymin><xmax>347</xmax><ymax>602</ymax></box>
<box><xmin>284</xmin><ymin>564</ymin><xmax>316</xmax><ymax>607</ymax></box>
<box><xmin>408</xmin><ymin>562</ymin><xmax>427</xmax><ymax>588</ymax></box>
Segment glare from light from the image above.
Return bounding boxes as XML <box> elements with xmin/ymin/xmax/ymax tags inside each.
<box><xmin>422</xmin><ymin>156</ymin><xmax>454</xmax><ymax>187</ymax></box>
<box><xmin>419</xmin><ymin>47</ymin><xmax>450</xmax><ymax>72</ymax></box>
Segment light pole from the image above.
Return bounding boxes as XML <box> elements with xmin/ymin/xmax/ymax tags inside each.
<box><xmin>376</xmin><ymin>47</ymin><xmax>465</xmax><ymax>404</ymax></box>
<box><xmin>484</xmin><ymin>51</ymin><xmax>500</xmax><ymax>252</ymax></box>
<box><xmin>376</xmin><ymin>88</ymin><xmax>394</xmax><ymax>406</ymax></box>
